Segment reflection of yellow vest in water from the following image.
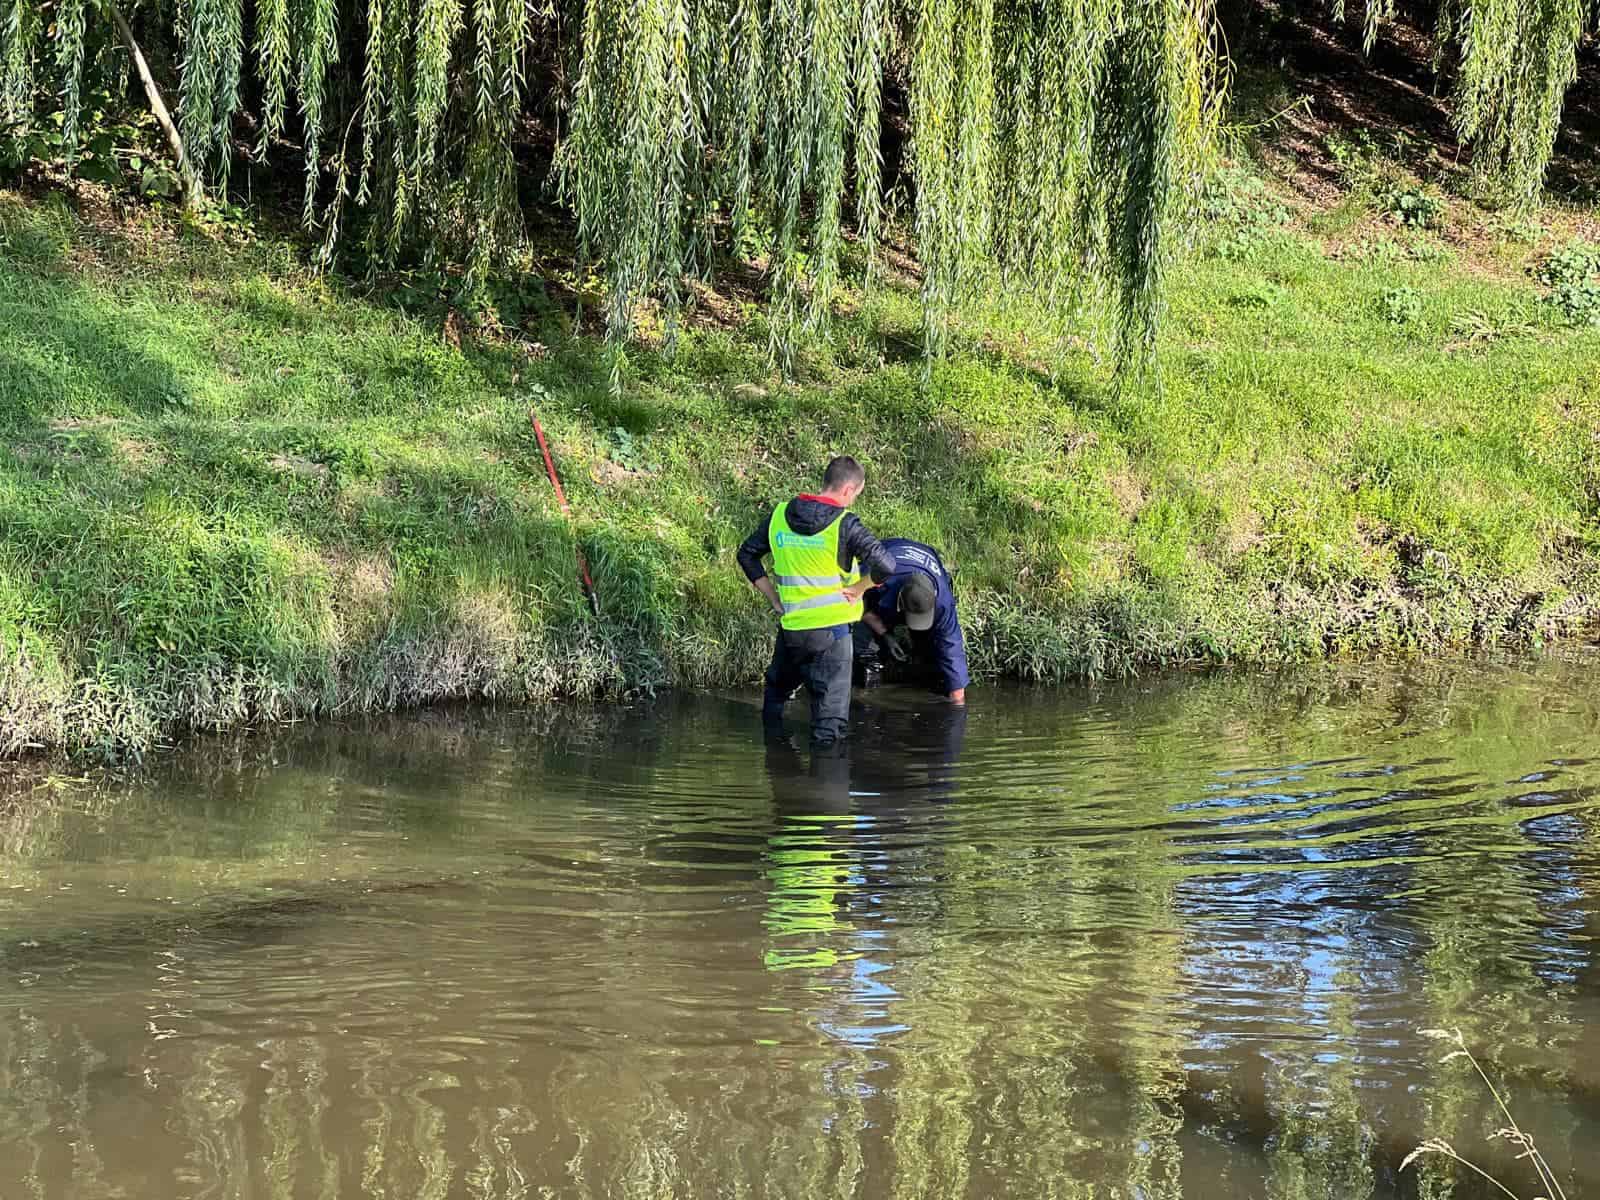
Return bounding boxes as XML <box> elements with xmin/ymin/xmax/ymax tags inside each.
<box><xmin>769</xmin><ymin>505</ymin><xmax>863</xmax><ymax>632</ymax></box>
<box><xmin>763</xmin><ymin>815</ymin><xmax>856</xmax><ymax>971</ymax></box>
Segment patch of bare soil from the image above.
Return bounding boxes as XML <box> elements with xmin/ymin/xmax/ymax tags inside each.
<box><xmin>1108</xmin><ymin>469</ymin><xmax>1146</xmax><ymax>519</ymax></box>
<box><xmin>269</xmin><ymin>453</ymin><xmax>331</xmax><ymax>480</ymax></box>
<box><xmin>590</xmin><ymin>458</ymin><xmax>652</xmax><ymax>487</ymax></box>
<box><xmin>1230</xmin><ymin>0</ymin><xmax>1599</xmax><ymax>207</ymax></box>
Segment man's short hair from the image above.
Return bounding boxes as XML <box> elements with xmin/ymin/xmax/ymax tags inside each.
<box><xmin>823</xmin><ymin>455</ymin><xmax>865</xmax><ymax>491</ymax></box>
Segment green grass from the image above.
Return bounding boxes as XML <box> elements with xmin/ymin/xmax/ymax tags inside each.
<box><xmin>1</xmin><ymin>182</ymin><xmax>1598</xmax><ymax>759</ymax></box>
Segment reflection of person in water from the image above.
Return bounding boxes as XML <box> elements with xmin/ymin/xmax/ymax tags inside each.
<box><xmin>758</xmin><ymin>709</ymin><xmax>969</xmax><ymax>972</ymax></box>
<box><xmin>760</xmin><ymin>736</ymin><xmax>859</xmax><ymax>971</ymax></box>
<box><xmin>841</xmin><ymin>701</ymin><xmax>968</xmax><ymax>805</ymax></box>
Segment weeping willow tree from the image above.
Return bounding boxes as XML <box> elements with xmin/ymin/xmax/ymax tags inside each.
<box><xmin>560</xmin><ymin>0</ymin><xmax>1224</xmax><ymax>371</ymax></box>
<box><xmin>0</xmin><ymin>0</ymin><xmax>1229</xmax><ymax>370</ymax></box>
<box><xmin>1435</xmin><ymin>0</ymin><xmax>1598</xmax><ymax>202</ymax></box>
<box><xmin>0</xmin><ymin>0</ymin><xmax>552</xmax><ymax>280</ymax></box>
<box><xmin>0</xmin><ymin>0</ymin><xmax>1588</xmax><ymax>370</ymax></box>
<box><xmin>1340</xmin><ymin>0</ymin><xmax>1599</xmax><ymax>204</ymax></box>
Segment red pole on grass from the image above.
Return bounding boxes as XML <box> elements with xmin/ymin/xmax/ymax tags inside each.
<box><xmin>529</xmin><ymin>409</ymin><xmax>601</xmax><ymax>618</ymax></box>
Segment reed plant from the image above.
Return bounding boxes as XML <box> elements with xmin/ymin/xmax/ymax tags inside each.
<box><xmin>1404</xmin><ymin>1028</ymin><xmax>1571</xmax><ymax>1200</ymax></box>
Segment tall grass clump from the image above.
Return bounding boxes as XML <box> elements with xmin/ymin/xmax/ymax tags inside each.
<box><xmin>1404</xmin><ymin>1028</ymin><xmax>1570</xmax><ymax>1200</ymax></box>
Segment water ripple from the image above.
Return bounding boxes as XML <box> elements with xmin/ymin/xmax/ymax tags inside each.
<box><xmin>2</xmin><ymin>657</ymin><xmax>1599</xmax><ymax>1197</ymax></box>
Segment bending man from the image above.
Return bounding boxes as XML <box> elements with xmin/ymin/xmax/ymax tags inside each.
<box><xmin>737</xmin><ymin>456</ymin><xmax>897</xmax><ymax>746</ymax></box>
<box><xmin>859</xmin><ymin>538</ymin><xmax>969</xmax><ymax>705</ymax></box>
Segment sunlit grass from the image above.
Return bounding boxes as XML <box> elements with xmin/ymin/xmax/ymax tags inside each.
<box><xmin>1</xmin><ymin>185</ymin><xmax>1598</xmax><ymax>759</ymax></box>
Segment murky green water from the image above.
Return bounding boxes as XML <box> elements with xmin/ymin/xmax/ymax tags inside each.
<box><xmin>2</xmin><ymin>654</ymin><xmax>1599</xmax><ymax>1199</ymax></box>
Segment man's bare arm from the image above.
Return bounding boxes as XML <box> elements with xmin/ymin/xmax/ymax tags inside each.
<box><xmin>750</xmin><ymin>576</ymin><xmax>784</xmax><ymax>617</ymax></box>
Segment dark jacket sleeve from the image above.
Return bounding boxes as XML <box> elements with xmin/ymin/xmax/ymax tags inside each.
<box><xmin>841</xmin><ymin>515</ymin><xmax>897</xmax><ymax>583</ymax></box>
<box><xmin>930</xmin><ymin>604</ymin><xmax>970</xmax><ymax>693</ymax></box>
<box><xmin>737</xmin><ymin>508</ymin><xmax>774</xmax><ymax>582</ymax></box>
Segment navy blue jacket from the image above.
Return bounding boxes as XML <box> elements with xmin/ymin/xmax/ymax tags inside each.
<box><xmin>869</xmin><ymin>539</ymin><xmax>969</xmax><ymax>694</ymax></box>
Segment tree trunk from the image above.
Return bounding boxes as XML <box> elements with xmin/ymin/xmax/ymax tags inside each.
<box><xmin>103</xmin><ymin>0</ymin><xmax>202</xmax><ymax>210</ymax></box>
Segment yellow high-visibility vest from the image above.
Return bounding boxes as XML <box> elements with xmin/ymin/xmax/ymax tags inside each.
<box><xmin>768</xmin><ymin>503</ymin><xmax>864</xmax><ymax>631</ymax></box>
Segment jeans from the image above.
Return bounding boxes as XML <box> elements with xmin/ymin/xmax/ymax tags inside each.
<box><xmin>762</xmin><ymin>626</ymin><xmax>853</xmax><ymax>745</ymax></box>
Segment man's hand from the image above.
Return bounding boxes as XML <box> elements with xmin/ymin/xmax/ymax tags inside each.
<box><xmin>948</xmin><ymin>688</ymin><xmax>966</xmax><ymax>705</ymax></box>
<box><xmin>843</xmin><ymin>579</ymin><xmax>872</xmax><ymax>604</ymax></box>
<box><xmin>886</xmin><ymin>638</ymin><xmax>909</xmax><ymax>664</ymax></box>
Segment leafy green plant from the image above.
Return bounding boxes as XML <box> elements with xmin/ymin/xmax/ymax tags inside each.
<box><xmin>1548</xmin><ymin>276</ymin><xmax>1600</xmax><ymax>326</ymax></box>
<box><xmin>1382</xmin><ymin>185</ymin><xmax>1444</xmax><ymax>229</ymax></box>
<box><xmin>1379</xmin><ymin>285</ymin><xmax>1424</xmax><ymax>324</ymax></box>
<box><xmin>1547</xmin><ymin>276</ymin><xmax>1600</xmax><ymax>326</ymax></box>
<box><xmin>607</xmin><ymin>426</ymin><xmax>658</xmax><ymax>474</ymax></box>
<box><xmin>1325</xmin><ymin>129</ymin><xmax>1383</xmax><ymax>194</ymax></box>
<box><xmin>2</xmin><ymin>91</ymin><xmax>187</xmax><ymax>203</ymax></box>
<box><xmin>1534</xmin><ymin>241</ymin><xmax>1600</xmax><ymax>287</ymax></box>
<box><xmin>1534</xmin><ymin>242</ymin><xmax>1600</xmax><ymax>326</ymax></box>
<box><xmin>1199</xmin><ymin>164</ymin><xmax>1291</xmax><ymax>261</ymax></box>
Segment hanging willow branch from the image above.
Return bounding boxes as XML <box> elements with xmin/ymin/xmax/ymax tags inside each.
<box><xmin>558</xmin><ymin>0</ymin><xmax>1220</xmax><ymax>374</ymax></box>
<box><xmin>7</xmin><ymin>0</ymin><xmax>1589</xmax><ymax>374</ymax></box>
<box><xmin>1342</xmin><ymin>0</ymin><xmax>1596</xmax><ymax>202</ymax></box>
<box><xmin>1441</xmin><ymin>0</ymin><xmax>1592</xmax><ymax>202</ymax></box>
<box><xmin>1332</xmin><ymin>0</ymin><xmax>1397</xmax><ymax>55</ymax></box>
<box><xmin>1</xmin><ymin>0</ymin><xmax>37</xmax><ymax>156</ymax></box>
<box><xmin>0</xmin><ymin>0</ymin><xmax>1222</xmax><ymax>375</ymax></box>
<box><xmin>54</xmin><ymin>0</ymin><xmax>88</xmax><ymax>158</ymax></box>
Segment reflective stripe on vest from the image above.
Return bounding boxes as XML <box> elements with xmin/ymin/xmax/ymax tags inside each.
<box><xmin>769</xmin><ymin>504</ymin><xmax>865</xmax><ymax>631</ymax></box>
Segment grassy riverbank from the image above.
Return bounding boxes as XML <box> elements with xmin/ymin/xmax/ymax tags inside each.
<box><xmin>2</xmin><ymin>168</ymin><xmax>1599</xmax><ymax>759</ymax></box>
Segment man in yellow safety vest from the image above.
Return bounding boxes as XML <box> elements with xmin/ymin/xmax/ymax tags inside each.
<box><xmin>737</xmin><ymin>456</ymin><xmax>897</xmax><ymax>745</ymax></box>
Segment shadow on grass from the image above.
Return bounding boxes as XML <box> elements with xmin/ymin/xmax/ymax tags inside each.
<box><xmin>0</xmin><ymin>262</ymin><xmax>194</xmax><ymax>427</ymax></box>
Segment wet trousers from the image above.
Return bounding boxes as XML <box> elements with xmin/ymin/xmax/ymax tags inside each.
<box><xmin>762</xmin><ymin>626</ymin><xmax>853</xmax><ymax>745</ymax></box>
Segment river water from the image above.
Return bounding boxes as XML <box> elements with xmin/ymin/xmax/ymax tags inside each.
<box><xmin>2</xmin><ymin>654</ymin><xmax>1598</xmax><ymax>1199</ymax></box>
